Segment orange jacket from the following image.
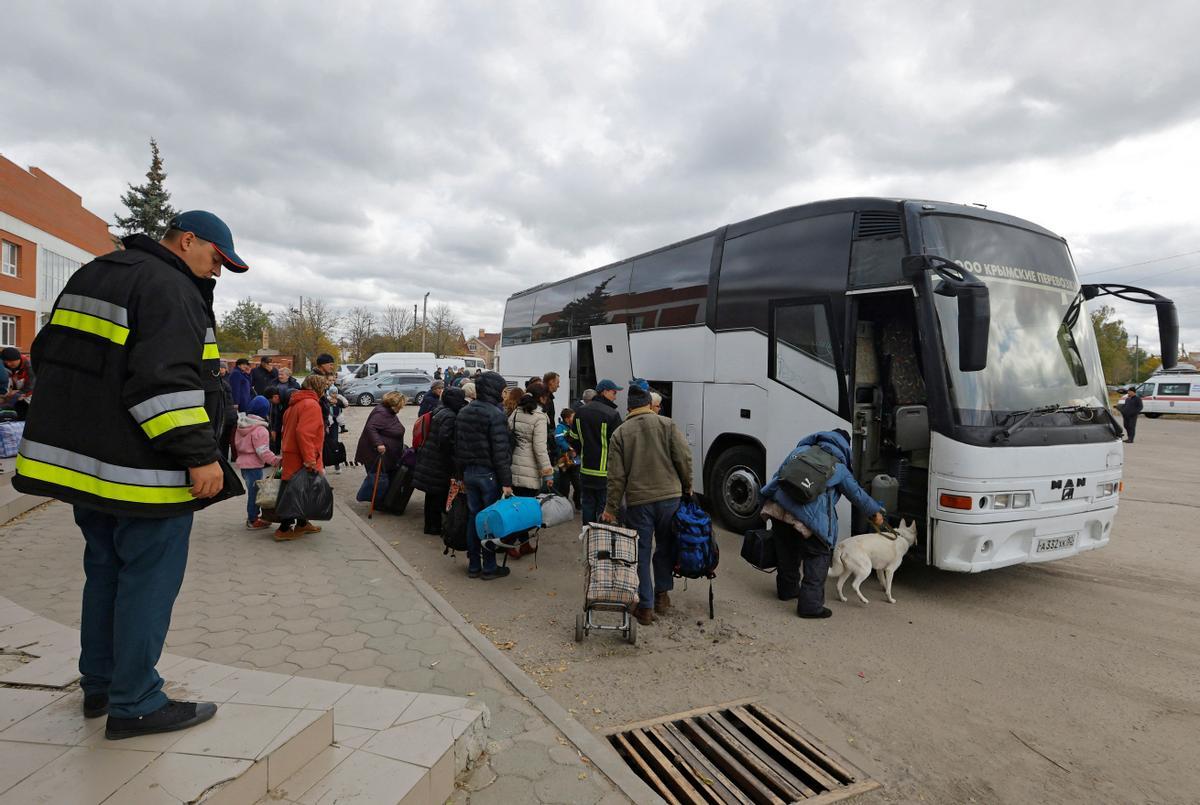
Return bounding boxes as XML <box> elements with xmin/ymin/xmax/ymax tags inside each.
<box><xmin>281</xmin><ymin>389</ymin><xmax>324</xmax><ymax>480</ymax></box>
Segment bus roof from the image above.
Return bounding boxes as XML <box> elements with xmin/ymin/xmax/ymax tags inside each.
<box><xmin>505</xmin><ymin>196</ymin><xmax>1064</xmax><ymax>301</ymax></box>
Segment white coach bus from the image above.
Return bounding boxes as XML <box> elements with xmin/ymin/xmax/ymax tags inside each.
<box><xmin>499</xmin><ymin>198</ymin><xmax>1179</xmax><ymax>572</ymax></box>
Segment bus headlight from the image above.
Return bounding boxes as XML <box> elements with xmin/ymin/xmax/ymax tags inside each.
<box><xmin>991</xmin><ymin>492</ymin><xmax>1031</xmax><ymax>511</ymax></box>
<box><xmin>1097</xmin><ymin>481</ymin><xmax>1119</xmax><ymax>498</ymax></box>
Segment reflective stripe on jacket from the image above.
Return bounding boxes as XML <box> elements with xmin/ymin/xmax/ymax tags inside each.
<box><xmin>575</xmin><ymin>397</ymin><xmax>622</xmax><ymax>485</ymax></box>
<box><xmin>12</xmin><ymin>235</ymin><xmax>235</xmax><ymax>517</ymax></box>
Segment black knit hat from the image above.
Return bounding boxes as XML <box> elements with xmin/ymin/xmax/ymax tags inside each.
<box><xmin>0</xmin><ymin>347</ymin><xmax>21</xmax><ymax>362</ymax></box>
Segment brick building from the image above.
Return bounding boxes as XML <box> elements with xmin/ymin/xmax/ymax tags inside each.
<box><xmin>466</xmin><ymin>329</ymin><xmax>500</xmax><ymax>370</ymax></box>
<box><xmin>0</xmin><ymin>155</ymin><xmax>114</xmax><ymax>351</ymax></box>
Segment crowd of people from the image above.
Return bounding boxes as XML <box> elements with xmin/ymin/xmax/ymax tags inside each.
<box><xmin>225</xmin><ymin>353</ymin><xmax>353</xmax><ymax>539</ymax></box>
<box><xmin>351</xmin><ymin>367</ymin><xmax>890</xmax><ymax>624</ymax></box>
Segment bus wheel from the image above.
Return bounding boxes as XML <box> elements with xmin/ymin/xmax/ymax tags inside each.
<box><xmin>709</xmin><ymin>444</ymin><xmax>765</xmax><ymax>532</ymax></box>
<box><xmin>1144</xmin><ymin>412</ymin><xmax>1162</xmax><ymax>419</ymax></box>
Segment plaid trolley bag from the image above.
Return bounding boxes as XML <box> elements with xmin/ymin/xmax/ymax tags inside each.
<box><xmin>575</xmin><ymin>522</ymin><xmax>639</xmax><ymax>645</ymax></box>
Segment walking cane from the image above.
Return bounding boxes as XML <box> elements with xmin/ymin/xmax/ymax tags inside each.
<box><xmin>367</xmin><ymin>458</ymin><xmax>383</xmax><ymax>519</ymax></box>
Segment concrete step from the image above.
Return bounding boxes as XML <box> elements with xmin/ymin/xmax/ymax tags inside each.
<box><xmin>0</xmin><ymin>597</ymin><xmax>486</xmax><ymax>805</ymax></box>
<box><xmin>0</xmin><ymin>462</ymin><xmax>47</xmax><ymax>525</ymax></box>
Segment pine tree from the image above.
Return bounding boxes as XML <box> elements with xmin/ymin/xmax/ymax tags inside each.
<box><xmin>115</xmin><ymin>138</ymin><xmax>178</xmax><ymax>239</ymax></box>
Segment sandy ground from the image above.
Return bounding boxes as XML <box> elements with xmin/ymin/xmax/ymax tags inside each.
<box><xmin>332</xmin><ymin>403</ymin><xmax>1199</xmax><ymax>804</ymax></box>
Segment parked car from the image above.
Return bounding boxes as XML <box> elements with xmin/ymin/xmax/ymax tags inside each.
<box><xmin>343</xmin><ymin>371</ymin><xmax>432</xmax><ymax>407</ymax></box>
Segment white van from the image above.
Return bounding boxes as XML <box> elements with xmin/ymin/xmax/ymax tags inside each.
<box><xmin>354</xmin><ymin>353</ymin><xmax>466</xmax><ymax>379</ymax></box>
<box><xmin>1133</xmin><ymin>369</ymin><xmax>1200</xmax><ymax>417</ymax></box>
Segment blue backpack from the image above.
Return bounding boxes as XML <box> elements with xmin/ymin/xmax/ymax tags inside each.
<box><xmin>672</xmin><ymin>498</ymin><xmax>719</xmax><ymax>618</ymax></box>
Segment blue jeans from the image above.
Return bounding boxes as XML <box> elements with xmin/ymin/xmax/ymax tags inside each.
<box><xmin>75</xmin><ymin>506</ymin><xmax>193</xmax><ymax>718</ymax></box>
<box><xmin>623</xmin><ymin>498</ymin><xmax>680</xmax><ymax>610</ymax></box>
<box><xmin>580</xmin><ymin>484</ymin><xmax>607</xmax><ymax>526</ymax></box>
<box><xmin>241</xmin><ymin>467</ymin><xmax>264</xmax><ymax>522</ymax></box>
<box><xmin>464</xmin><ymin>465</ymin><xmax>501</xmax><ymax>573</ymax></box>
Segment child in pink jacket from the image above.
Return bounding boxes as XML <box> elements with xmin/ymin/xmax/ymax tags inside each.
<box><xmin>234</xmin><ymin>396</ymin><xmax>280</xmax><ymax>529</ymax></box>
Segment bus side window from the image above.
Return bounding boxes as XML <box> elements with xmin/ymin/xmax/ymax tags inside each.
<box><xmin>770</xmin><ymin>301</ymin><xmax>839</xmax><ymax>411</ymax></box>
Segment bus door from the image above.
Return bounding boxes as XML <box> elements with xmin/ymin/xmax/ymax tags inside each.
<box><xmin>846</xmin><ymin>285</ymin><xmax>931</xmax><ymax>537</ymax></box>
<box><xmin>590</xmin><ymin>323</ymin><xmax>634</xmax><ymax>412</ymax></box>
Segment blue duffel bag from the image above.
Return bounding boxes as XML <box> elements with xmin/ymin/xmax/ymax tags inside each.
<box><xmin>475</xmin><ymin>496</ymin><xmax>543</xmax><ymax>543</ymax></box>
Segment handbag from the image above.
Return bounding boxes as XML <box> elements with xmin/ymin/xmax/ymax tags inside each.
<box><xmin>276</xmin><ymin>469</ymin><xmax>335</xmax><ymax>521</ymax></box>
<box><xmin>256</xmin><ymin>472</ymin><xmax>282</xmax><ymax>509</ymax></box>
<box><xmin>740</xmin><ymin>528</ymin><xmax>777</xmax><ymax>572</ymax></box>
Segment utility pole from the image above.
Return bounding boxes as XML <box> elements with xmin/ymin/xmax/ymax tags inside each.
<box><xmin>1133</xmin><ymin>334</ymin><xmax>1140</xmax><ymax>384</ymax></box>
<box><xmin>421</xmin><ymin>292</ymin><xmax>430</xmax><ymax>353</ymax></box>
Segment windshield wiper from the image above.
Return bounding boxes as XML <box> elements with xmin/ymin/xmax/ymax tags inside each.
<box><xmin>991</xmin><ymin>404</ymin><xmax>1093</xmax><ymax>442</ymax></box>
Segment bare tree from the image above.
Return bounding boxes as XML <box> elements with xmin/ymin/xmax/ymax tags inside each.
<box><xmin>274</xmin><ymin>299</ymin><xmax>340</xmax><ymax>369</ymax></box>
<box><xmin>428</xmin><ymin>303</ymin><xmax>465</xmax><ymax>358</ymax></box>
<box><xmin>344</xmin><ymin>306</ymin><xmax>376</xmax><ymax>362</ymax></box>
<box><xmin>381</xmin><ymin>305</ymin><xmax>414</xmax><ymax>350</ymax></box>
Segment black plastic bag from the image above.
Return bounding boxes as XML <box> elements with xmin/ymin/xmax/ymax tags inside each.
<box><xmin>277</xmin><ymin>470</ymin><xmax>334</xmax><ymax>521</ymax></box>
<box><xmin>740</xmin><ymin>528</ymin><xmax>777</xmax><ymax>572</ymax></box>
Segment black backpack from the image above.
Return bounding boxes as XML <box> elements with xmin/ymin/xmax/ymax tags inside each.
<box><xmin>443</xmin><ymin>491</ymin><xmax>469</xmax><ymax>554</ymax></box>
<box><xmin>778</xmin><ymin>446</ymin><xmax>838</xmax><ymax>503</ymax></box>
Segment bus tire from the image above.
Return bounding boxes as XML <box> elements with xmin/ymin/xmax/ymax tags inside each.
<box><xmin>1144</xmin><ymin>412</ymin><xmax>1162</xmax><ymax>419</ymax></box>
<box><xmin>708</xmin><ymin>444</ymin><xmax>765</xmax><ymax>533</ymax></box>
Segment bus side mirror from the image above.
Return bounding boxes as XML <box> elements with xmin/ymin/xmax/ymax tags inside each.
<box><xmin>903</xmin><ymin>254</ymin><xmax>991</xmax><ymax>372</ymax></box>
<box><xmin>1081</xmin><ymin>283</ymin><xmax>1179</xmax><ymax>370</ymax></box>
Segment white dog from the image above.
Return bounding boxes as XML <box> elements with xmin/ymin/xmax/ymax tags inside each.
<box><xmin>831</xmin><ymin>519</ymin><xmax>918</xmax><ymax>605</ymax></box>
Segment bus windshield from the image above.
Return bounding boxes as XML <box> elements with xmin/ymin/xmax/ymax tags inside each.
<box><xmin>922</xmin><ymin>215</ymin><xmax>1108</xmax><ymax>426</ymax></box>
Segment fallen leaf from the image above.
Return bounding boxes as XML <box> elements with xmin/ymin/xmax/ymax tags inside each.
<box><xmin>467</xmin><ymin>691</ymin><xmax>477</xmax><ymax>696</ymax></box>
<box><xmin>547</xmin><ymin>591</ymin><xmax>557</xmax><ymax>597</ymax></box>
<box><xmin>857</xmin><ymin>672</ymin><xmax>866</xmax><ymax>679</ymax></box>
<box><xmin>592</xmin><ymin>707</ymin><xmax>602</xmax><ymax>714</ymax></box>
<box><xmin>578</xmin><ymin>773</ymin><xmax>588</xmax><ymax>781</ymax></box>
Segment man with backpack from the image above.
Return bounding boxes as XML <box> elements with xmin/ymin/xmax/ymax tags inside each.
<box><xmin>601</xmin><ymin>385</ymin><xmax>693</xmax><ymax>626</ymax></box>
<box><xmin>759</xmin><ymin>430</ymin><xmax>885</xmax><ymax>620</ymax></box>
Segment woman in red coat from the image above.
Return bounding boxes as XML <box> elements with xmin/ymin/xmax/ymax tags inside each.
<box><xmin>276</xmin><ymin>373</ymin><xmax>328</xmax><ymax>541</ymax></box>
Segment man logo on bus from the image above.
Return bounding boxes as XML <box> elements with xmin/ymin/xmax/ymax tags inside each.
<box><xmin>1051</xmin><ymin>477</ymin><xmax>1086</xmax><ymax>501</ymax></box>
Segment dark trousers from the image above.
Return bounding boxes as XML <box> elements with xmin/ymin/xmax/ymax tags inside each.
<box><xmin>624</xmin><ymin>498</ymin><xmax>680</xmax><ymax>610</ymax></box>
<box><xmin>423</xmin><ymin>486</ymin><xmax>447</xmax><ymax>534</ymax></box>
<box><xmin>75</xmin><ymin>506</ymin><xmax>193</xmax><ymax>718</ymax></box>
<box><xmin>581</xmin><ymin>483</ymin><xmax>607</xmax><ymax>526</ymax></box>
<box><xmin>556</xmin><ymin>465</ymin><xmax>582</xmax><ymax>509</ymax></box>
<box><xmin>773</xmin><ymin>522</ymin><xmax>833</xmax><ymax>615</ymax></box>
<box><xmin>464</xmin><ymin>465</ymin><xmax>501</xmax><ymax>573</ymax></box>
<box><xmin>1123</xmin><ymin>415</ymin><xmax>1138</xmax><ymax>443</ymax></box>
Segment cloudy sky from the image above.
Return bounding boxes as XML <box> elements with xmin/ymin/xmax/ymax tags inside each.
<box><xmin>2</xmin><ymin>1</ymin><xmax>1197</xmax><ymax>356</ymax></box>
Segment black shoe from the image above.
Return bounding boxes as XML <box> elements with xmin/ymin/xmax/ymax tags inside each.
<box><xmin>798</xmin><ymin>607</ymin><xmax>833</xmax><ymax>619</ymax></box>
<box><xmin>83</xmin><ymin>692</ymin><xmax>109</xmax><ymax>718</ymax></box>
<box><xmin>467</xmin><ymin>568</ymin><xmax>482</xmax><ymax>579</ymax></box>
<box><xmin>777</xmin><ymin>588</ymin><xmax>799</xmax><ymax>602</ymax></box>
<box><xmin>106</xmin><ymin>700</ymin><xmax>217</xmax><ymax>740</ymax></box>
<box><xmin>482</xmin><ymin>566</ymin><xmax>511</xmax><ymax>580</ymax></box>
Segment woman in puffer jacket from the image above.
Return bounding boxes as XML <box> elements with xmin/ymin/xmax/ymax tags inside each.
<box><xmin>506</xmin><ymin>392</ymin><xmax>553</xmax><ymax>558</ymax></box>
<box><xmin>413</xmin><ymin>386</ymin><xmax>468</xmax><ymax>535</ymax></box>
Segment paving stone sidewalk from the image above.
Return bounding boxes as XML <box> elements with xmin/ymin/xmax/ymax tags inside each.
<box><xmin>0</xmin><ymin>498</ymin><xmax>629</xmax><ymax>804</ymax></box>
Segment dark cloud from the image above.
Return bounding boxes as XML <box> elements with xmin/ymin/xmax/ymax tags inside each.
<box><xmin>1</xmin><ymin>0</ymin><xmax>1197</xmax><ymax>353</ymax></box>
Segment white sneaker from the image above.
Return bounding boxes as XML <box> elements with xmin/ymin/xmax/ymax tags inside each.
<box><xmin>334</xmin><ymin>466</ymin><xmax>342</xmax><ymax>474</ymax></box>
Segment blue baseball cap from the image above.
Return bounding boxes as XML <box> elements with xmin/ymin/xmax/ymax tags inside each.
<box><xmin>595</xmin><ymin>379</ymin><xmax>623</xmax><ymax>393</ymax></box>
<box><xmin>628</xmin><ymin>377</ymin><xmax>650</xmax><ymax>392</ymax></box>
<box><xmin>168</xmin><ymin>210</ymin><xmax>248</xmax><ymax>272</ymax></box>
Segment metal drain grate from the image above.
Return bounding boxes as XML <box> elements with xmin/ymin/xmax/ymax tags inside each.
<box><xmin>608</xmin><ymin>702</ymin><xmax>878</xmax><ymax>804</ymax></box>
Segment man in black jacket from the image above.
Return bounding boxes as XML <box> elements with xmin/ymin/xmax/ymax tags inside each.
<box><xmin>575</xmin><ymin>379</ymin><xmax>623</xmax><ymax>524</ymax></box>
<box><xmin>1121</xmin><ymin>387</ymin><xmax>1143</xmax><ymax>444</ymax></box>
<box><xmin>250</xmin><ymin>355</ymin><xmax>279</xmax><ymax>396</ymax></box>
<box><xmin>13</xmin><ymin>210</ymin><xmax>248</xmax><ymax>740</ymax></box>
<box><xmin>454</xmin><ymin>371</ymin><xmax>513</xmax><ymax>579</ymax></box>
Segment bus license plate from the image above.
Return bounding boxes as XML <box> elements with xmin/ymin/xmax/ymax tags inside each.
<box><xmin>1036</xmin><ymin>534</ymin><xmax>1076</xmax><ymax>553</ymax></box>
